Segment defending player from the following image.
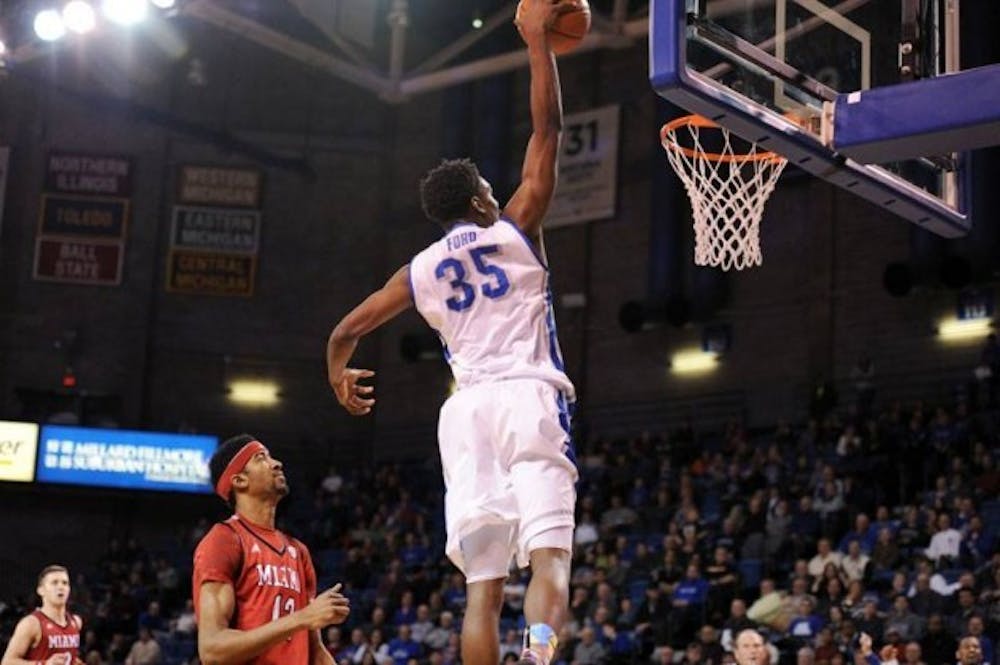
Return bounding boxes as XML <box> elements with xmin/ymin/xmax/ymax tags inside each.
<box><xmin>193</xmin><ymin>434</ymin><xmax>350</xmax><ymax>665</ymax></box>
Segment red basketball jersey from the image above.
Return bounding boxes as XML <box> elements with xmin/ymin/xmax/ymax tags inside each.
<box><xmin>25</xmin><ymin>610</ymin><xmax>80</xmax><ymax>662</ymax></box>
<box><xmin>193</xmin><ymin>514</ymin><xmax>317</xmax><ymax>665</ymax></box>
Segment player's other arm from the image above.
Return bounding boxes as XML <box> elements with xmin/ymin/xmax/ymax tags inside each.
<box><xmin>502</xmin><ymin>0</ymin><xmax>568</xmax><ymax>245</ymax></box>
<box><xmin>327</xmin><ymin>264</ymin><xmax>413</xmax><ymax>416</ymax></box>
<box><xmin>197</xmin><ymin>582</ymin><xmax>348</xmax><ymax>665</ymax></box>
<box><xmin>0</xmin><ymin>614</ymin><xmax>46</xmax><ymax>665</ymax></box>
<box><xmin>309</xmin><ymin>628</ymin><xmax>336</xmax><ymax>665</ymax></box>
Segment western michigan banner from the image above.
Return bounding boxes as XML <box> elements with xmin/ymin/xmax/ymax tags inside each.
<box><xmin>0</xmin><ymin>420</ymin><xmax>40</xmax><ymax>483</ymax></box>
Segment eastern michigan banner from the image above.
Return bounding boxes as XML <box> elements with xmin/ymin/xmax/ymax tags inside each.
<box><xmin>0</xmin><ymin>421</ymin><xmax>40</xmax><ymax>483</ymax></box>
<box><xmin>546</xmin><ymin>105</ymin><xmax>620</xmax><ymax>229</ymax></box>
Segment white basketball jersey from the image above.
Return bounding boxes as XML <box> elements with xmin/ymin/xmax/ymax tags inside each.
<box><xmin>409</xmin><ymin>218</ymin><xmax>574</xmax><ymax>398</ymax></box>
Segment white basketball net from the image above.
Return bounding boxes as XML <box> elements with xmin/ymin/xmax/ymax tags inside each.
<box><xmin>661</xmin><ymin>116</ymin><xmax>788</xmax><ymax>271</ymax></box>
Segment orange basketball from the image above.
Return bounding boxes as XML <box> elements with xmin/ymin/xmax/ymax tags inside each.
<box><xmin>516</xmin><ymin>0</ymin><xmax>592</xmax><ymax>56</ymax></box>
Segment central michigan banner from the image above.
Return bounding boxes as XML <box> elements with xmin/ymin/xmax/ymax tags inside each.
<box><xmin>37</xmin><ymin>426</ymin><xmax>216</xmax><ymax>493</ymax></box>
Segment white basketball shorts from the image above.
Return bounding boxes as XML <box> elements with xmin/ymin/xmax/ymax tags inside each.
<box><xmin>438</xmin><ymin>378</ymin><xmax>578</xmax><ymax>582</ymax></box>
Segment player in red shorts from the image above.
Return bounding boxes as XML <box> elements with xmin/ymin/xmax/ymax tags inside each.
<box><xmin>194</xmin><ymin>433</ymin><xmax>350</xmax><ymax>665</ymax></box>
<box><xmin>1</xmin><ymin>564</ymin><xmax>82</xmax><ymax>665</ymax></box>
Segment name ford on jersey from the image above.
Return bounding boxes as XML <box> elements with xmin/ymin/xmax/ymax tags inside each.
<box><xmin>446</xmin><ymin>231</ymin><xmax>477</xmax><ymax>252</ymax></box>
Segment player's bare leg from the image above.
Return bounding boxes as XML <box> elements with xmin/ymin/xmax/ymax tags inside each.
<box><xmin>462</xmin><ymin>578</ymin><xmax>505</xmax><ymax>665</ymax></box>
<box><xmin>520</xmin><ymin>547</ymin><xmax>571</xmax><ymax>665</ymax></box>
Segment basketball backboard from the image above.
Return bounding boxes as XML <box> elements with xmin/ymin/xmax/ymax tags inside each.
<box><xmin>650</xmin><ymin>0</ymin><xmax>1000</xmax><ymax>238</ymax></box>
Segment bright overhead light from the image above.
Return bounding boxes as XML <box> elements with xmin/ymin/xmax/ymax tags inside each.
<box><xmin>0</xmin><ymin>39</ymin><xmax>6</xmax><ymax>55</ymax></box>
<box><xmin>150</xmin><ymin>0</ymin><xmax>176</xmax><ymax>8</ymax></box>
<box><xmin>34</xmin><ymin>9</ymin><xmax>67</xmax><ymax>41</ymax></box>
<box><xmin>471</xmin><ymin>17</ymin><xmax>484</xmax><ymax>29</ymax></box>
<box><xmin>937</xmin><ymin>317</ymin><xmax>993</xmax><ymax>343</ymax></box>
<box><xmin>228</xmin><ymin>380</ymin><xmax>281</xmax><ymax>407</ymax></box>
<box><xmin>670</xmin><ymin>348</ymin><xmax>719</xmax><ymax>375</ymax></box>
<box><xmin>102</xmin><ymin>0</ymin><xmax>148</xmax><ymax>26</ymax></box>
<box><xmin>63</xmin><ymin>1</ymin><xmax>97</xmax><ymax>34</ymax></box>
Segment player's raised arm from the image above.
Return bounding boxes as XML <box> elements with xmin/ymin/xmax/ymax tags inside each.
<box><xmin>327</xmin><ymin>264</ymin><xmax>413</xmax><ymax>416</ymax></box>
<box><xmin>502</xmin><ymin>0</ymin><xmax>572</xmax><ymax>245</ymax></box>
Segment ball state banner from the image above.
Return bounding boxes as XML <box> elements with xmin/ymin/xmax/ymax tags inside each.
<box><xmin>37</xmin><ymin>426</ymin><xmax>216</xmax><ymax>493</ymax></box>
<box><xmin>0</xmin><ymin>420</ymin><xmax>40</xmax><ymax>483</ymax></box>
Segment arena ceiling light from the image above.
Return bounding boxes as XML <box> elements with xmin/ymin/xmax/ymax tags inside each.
<box><xmin>227</xmin><ymin>380</ymin><xmax>281</xmax><ymax>407</ymax></box>
<box><xmin>34</xmin><ymin>8</ymin><xmax>67</xmax><ymax>41</ymax></box>
<box><xmin>63</xmin><ymin>1</ymin><xmax>97</xmax><ymax>34</ymax></box>
<box><xmin>670</xmin><ymin>348</ymin><xmax>719</xmax><ymax>375</ymax></box>
<box><xmin>150</xmin><ymin>0</ymin><xmax>176</xmax><ymax>8</ymax></box>
<box><xmin>937</xmin><ymin>317</ymin><xmax>993</xmax><ymax>343</ymax></box>
<box><xmin>101</xmin><ymin>0</ymin><xmax>149</xmax><ymax>26</ymax></box>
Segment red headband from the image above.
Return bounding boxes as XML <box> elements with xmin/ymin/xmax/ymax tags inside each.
<box><xmin>215</xmin><ymin>440</ymin><xmax>267</xmax><ymax>500</ymax></box>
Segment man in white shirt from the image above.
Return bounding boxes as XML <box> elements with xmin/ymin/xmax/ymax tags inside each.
<box><xmin>841</xmin><ymin>541</ymin><xmax>870</xmax><ymax>582</ymax></box>
<box><xmin>808</xmin><ymin>539</ymin><xmax>842</xmax><ymax>578</ymax></box>
<box><xmin>925</xmin><ymin>514</ymin><xmax>962</xmax><ymax>565</ymax></box>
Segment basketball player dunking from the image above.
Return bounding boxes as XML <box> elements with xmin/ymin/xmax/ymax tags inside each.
<box><xmin>1</xmin><ymin>565</ymin><xmax>82</xmax><ymax>665</ymax></box>
<box><xmin>193</xmin><ymin>434</ymin><xmax>350</xmax><ymax>665</ymax></box>
<box><xmin>326</xmin><ymin>2</ymin><xmax>582</xmax><ymax>664</ymax></box>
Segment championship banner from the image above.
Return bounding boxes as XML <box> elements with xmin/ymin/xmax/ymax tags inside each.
<box><xmin>166</xmin><ymin>249</ymin><xmax>256</xmax><ymax>297</ymax></box>
<box><xmin>33</xmin><ymin>238</ymin><xmax>123</xmax><ymax>285</ymax></box>
<box><xmin>178</xmin><ymin>165</ymin><xmax>262</xmax><ymax>208</ymax></box>
<box><xmin>0</xmin><ymin>147</ymin><xmax>9</xmax><ymax>239</ymax></box>
<box><xmin>45</xmin><ymin>152</ymin><xmax>132</xmax><ymax>197</ymax></box>
<box><xmin>546</xmin><ymin>105</ymin><xmax>620</xmax><ymax>229</ymax></box>
<box><xmin>37</xmin><ymin>425</ymin><xmax>216</xmax><ymax>493</ymax></box>
<box><xmin>170</xmin><ymin>206</ymin><xmax>261</xmax><ymax>253</ymax></box>
<box><xmin>0</xmin><ymin>421</ymin><xmax>40</xmax><ymax>483</ymax></box>
<box><xmin>38</xmin><ymin>194</ymin><xmax>129</xmax><ymax>239</ymax></box>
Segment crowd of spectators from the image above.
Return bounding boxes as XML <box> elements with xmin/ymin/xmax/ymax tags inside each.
<box><xmin>0</xmin><ymin>387</ymin><xmax>998</xmax><ymax>665</ymax></box>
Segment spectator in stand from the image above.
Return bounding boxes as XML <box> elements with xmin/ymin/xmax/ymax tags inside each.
<box><xmin>721</xmin><ymin>600</ymin><xmax>755</xmax><ymax>653</ymax></box>
<box><xmin>386</xmin><ymin>624</ymin><xmax>422</xmax><ymax>665</ymax></box>
<box><xmin>410</xmin><ymin>605</ymin><xmax>435</xmax><ymax>645</ymax></box>
<box><xmin>575</xmin><ymin>511</ymin><xmax>600</xmax><ymax>549</ymax></box>
<box><xmin>572</xmin><ymin>625</ymin><xmax>606</xmax><ymax>665</ymax></box>
<box><xmin>672</xmin><ymin>564</ymin><xmax>711</xmax><ymax>645</ymax></box>
<box><xmin>678</xmin><ymin>641</ymin><xmax>705</xmax><ymax>665</ymax></box>
<box><xmin>906</xmin><ymin>573</ymin><xmax>943</xmax><ymax>618</ymax></box>
<box><xmin>788</xmin><ymin>597</ymin><xmax>824</xmax><ymax>641</ymax></box>
<box><xmin>919</xmin><ymin>614</ymin><xmax>955</xmax><ymax>665</ymax></box>
<box><xmin>870</xmin><ymin>529</ymin><xmax>901</xmax><ymax>576</ymax></box>
<box><xmin>957</xmin><ymin>636</ymin><xmax>984</xmax><ymax>665</ymax></box>
<box><xmin>966</xmin><ymin>616</ymin><xmax>993</xmax><ymax>665</ymax></box>
<box><xmin>925</xmin><ymin>514</ymin><xmax>962</xmax><ymax>566</ymax></box>
<box><xmin>840</xmin><ymin>542</ymin><xmax>870</xmax><ymax>584</ymax></box>
<box><xmin>423</xmin><ymin>612</ymin><xmax>457</xmax><ymax>652</ymax></box>
<box><xmin>791</xmin><ymin>496</ymin><xmax>823</xmax><ymax>561</ymax></box>
<box><xmin>839</xmin><ymin>515</ymin><xmax>876</xmax><ymax>555</ymax></box>
<box><xmin>810</xmin><ymin>540</ymin><xmax>843</xmax><ymax>580</ymax></box>
<box><xmin>884</xmin><ymin>596</ymin><xmax>924</xmax><ymax>642</ymax></box>
<box><xmin>124</xmin><ymin>627</ymin><xmax>161</xmax><ymax>665</ymax></box>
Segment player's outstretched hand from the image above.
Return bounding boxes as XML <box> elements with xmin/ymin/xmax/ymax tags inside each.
<box><xmin>333</xmin><ymin>368</ymin><xmax>375</xmax><ymax>416</ymax></box>
<box><xmin>301</xmin><ymin>584</ymin><xmax>351</xmax><ymax>630</ymax></box>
